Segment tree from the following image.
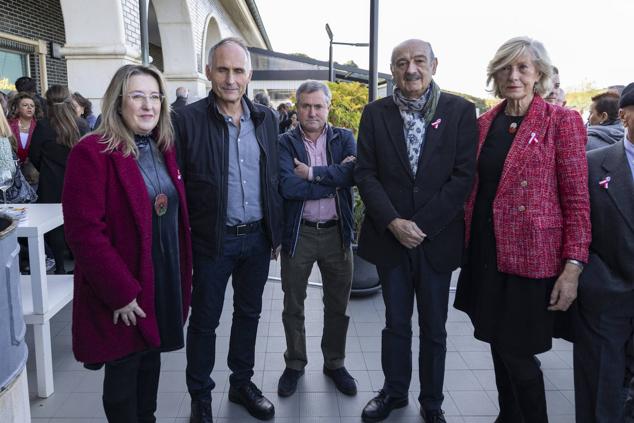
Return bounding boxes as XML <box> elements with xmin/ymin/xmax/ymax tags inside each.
<box><xmin>326</xmin><ymin>81</ymin><xmax>367</xmax><ymax>137</ymax></box>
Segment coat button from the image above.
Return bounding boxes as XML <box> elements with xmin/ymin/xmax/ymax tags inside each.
<box><xmin>518</xmin><ymin>205</ymin><xmax>526</xmax><ymax>212</ymax></box>
<box><xmin>520</xmin><ymin>180</ymin><xmax>528</xmax><ymax>187</ymax></box>
<box><xmin>413</xmin><ymin>187</ymin><xmax>419</xmax><ymax>193</ymax></box>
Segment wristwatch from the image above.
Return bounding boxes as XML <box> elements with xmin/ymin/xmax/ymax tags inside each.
<box><xmin>565</xmin><ymin>259</ymin><xmax>584</xmax><ymax>271</ymax></box>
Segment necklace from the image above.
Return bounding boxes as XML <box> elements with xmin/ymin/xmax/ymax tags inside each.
<box><xmin>136</xmin><ymin>136</ymin><xmax>168</xmax><ymax>216</ymax></box>
<box><xmin>19</xmin><ymin>120</ymin><xmax>30</xmax><ymax>132</ymax></box>
<box><xmin>506</xmin><ymin>115</ymin><xmax>524</xmax><ymax>135</ymax></box>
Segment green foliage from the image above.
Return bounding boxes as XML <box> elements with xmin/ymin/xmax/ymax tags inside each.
<box><xmin>326</xmin><ymin>81</ymin><xmax>368</xmax><ymax>137</ymax></box>
<box><xmin>323</xmin><ymin>82</ymin><xmax>369</xmax><ymax>243</ymax></box>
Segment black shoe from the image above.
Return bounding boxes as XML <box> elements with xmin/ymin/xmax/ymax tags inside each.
<box><xmin>278</xmin><ymin>368</ymin><xmax>304</xmax><ymax>397</ymax></box>
<box><xmin>361</xmin><ymin>390</ymin><xmax>408</xmax><ymax>422</ymax></box>
<box><xmin>421</xmin><ymin>408</ymin><xmax>446</xmax><ymax>423</ymax></box>
<box><xmin>323</xmin><ymin>366</ymin><xmax>357</xmax><ymax>396</ymax></box>
<box><xmin>190</xmin><ymin>398</ymin><xmax>213</xmax><ymax>423</ymax></box>
<box><xmin>228</xmin><ymin>382</ymin><xmax>275</xmax><ymax>420</ymax></box>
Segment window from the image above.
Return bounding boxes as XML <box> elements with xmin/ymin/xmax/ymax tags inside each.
<box><xmin>0</xmin><ymin>48</ymin><xmax>29</xmax><ymax>91</ymax></box>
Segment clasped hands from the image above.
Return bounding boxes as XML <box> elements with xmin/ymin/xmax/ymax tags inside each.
<box><xmin>293</xmin><ymin>155</ymin><xmax>356</xmax><ymax>180</ymax></box>
<box><xmin>388</xmin><ymin>218</ymin><xmax>426</xmax><ymax>249</ymax></box>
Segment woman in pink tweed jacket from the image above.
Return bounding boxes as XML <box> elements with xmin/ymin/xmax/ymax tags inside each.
<box><xmin>454</xmin><ymin>37</ymin><xmax>590</xmax><ymax>423</ymax></box>
<box><xmin>62</xmin><ymin>64</ymin><xmax>192</xmax><ymax>422</ymax></box>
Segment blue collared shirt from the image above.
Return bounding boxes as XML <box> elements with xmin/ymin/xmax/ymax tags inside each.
<box><xmin>625</xmin><ymin>134</ymin><xmax>634</xmax><ymax>184</ymax></box>
<box><xmin>220</xmin><ymin>99</ymin><xmax>263</xmax><ymax>225</ymax></box>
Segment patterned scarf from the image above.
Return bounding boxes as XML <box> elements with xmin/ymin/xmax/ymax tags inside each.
<box><xmin>392</xmin><ymin>80</ymin><xmax>441</xmax><ymax>174</ymax></box>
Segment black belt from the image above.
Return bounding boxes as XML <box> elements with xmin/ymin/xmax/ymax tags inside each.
<box><xmin>225</xmin><ymin>220</ymin><xmax>262</xmax><ymax>236</ymax></box>
<box><xmin>302</xmin><ymin>219</ymin><xmax>337</xmax><ymax>229</ymax></box>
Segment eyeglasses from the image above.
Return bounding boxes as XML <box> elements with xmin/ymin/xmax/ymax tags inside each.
<box><xmin>123</xmin><ymin>92</ymin><xmax>164</xmax><ymax>105</ymax></box>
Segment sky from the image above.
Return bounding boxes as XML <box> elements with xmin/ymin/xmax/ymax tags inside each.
<box><xmin>256</xmin><ymin>0</ymin><xmax>634</xmax><ymax>99</ymax></box>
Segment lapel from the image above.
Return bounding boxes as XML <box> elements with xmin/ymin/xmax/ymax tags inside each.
<box><xmin>383</xmin><ymin>98</ymin><xmax>414</xmax><ymax>180</ymax></box>
<box><xmin>417</xmin><ymin>93</ymin><xmax>447</xmax><ymax>179</ymax></box>
<box><xmin>496</xmin><ymin>96</ymin><xmax>550</xmax><ymax>195</ymax></box>
<box><xmin>601</xmin><ymin>141</ymin><xmax>634</xmax><ymax>234</ymax></box>
<box><xmin>289</xmin><ymin>127</ymin><xmax>309</xmax><ymax>162</ymax></box>
<box><xmin>110</xmin><ymin>149</ymin><xmax>152</xmax><ymax>241</ymax></box>
<box><xmin>163</xmin><ymin>148</ymin><xmax>188</xmax><ymax>217</ymax></box>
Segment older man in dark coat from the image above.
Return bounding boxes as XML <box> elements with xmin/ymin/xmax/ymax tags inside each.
<box><xmin>355</xmin><ymin>39</ymin><xmax>477</xmax><ymax>423</ymax></box>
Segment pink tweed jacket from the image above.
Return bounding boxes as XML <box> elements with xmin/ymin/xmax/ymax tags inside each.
<box><xmin>464</xmin><ymin>96</ymin><xmax>590</xmax><ymax>278</ymax></box>
<box><xmin>62</xmin><ymin>134</ymin><xmax>192</xmax><ymax>364</ymax></box>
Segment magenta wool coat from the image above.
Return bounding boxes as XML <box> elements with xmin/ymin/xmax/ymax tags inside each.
<box><xmin>62</xmin><ymin>134</ymin><xmax>193</xmax><ymax>364</ymax></box>
<box><xmin>464</xmin><ymin>96</ymin><xmax>591</xmax><ymax>279</ymax></box>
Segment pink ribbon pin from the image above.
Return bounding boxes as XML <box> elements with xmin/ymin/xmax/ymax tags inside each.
<box><xmin>599</xmin><ymin>176</ymin><xmax>611</xmax><ymax>189</ymax></box>
<box><xmin>528</xmin><ymin>132</ymin><xmax>539</xmax><ymax>145</ymax></box>
<box><xmin>177</xmin><ymin>169</ymin><xmax>182</xmax><ymax>180</ymax></box>
<box><xmin>431</xmin><ymin>118</ymin><xmax>442</xmax><ymax>129</ymax></box>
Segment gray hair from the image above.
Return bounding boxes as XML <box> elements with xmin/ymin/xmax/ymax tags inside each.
<box><xmin>175</xmin><ymin>86</ymin><xmax>188</xmax><ymax>98</ymax></box>
<box><xmin>486</xmin><ymin>36</ymin><xmax>554</xmax><ymax>98</ymax></box>
<box><xmin>207</xmin><ymin>37</ymin><xmax>252</xmax><ymax>71</ymax></box>
<box><xmin>295</xmin><ymin>80</ymin><xmax>331</xmax><ymax>105</ymax></box>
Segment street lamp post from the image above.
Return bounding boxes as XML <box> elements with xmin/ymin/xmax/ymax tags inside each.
<box><xmin>325</xmin><ymin>24</ymin><xmax>369</xmax><ymax>83</ymax></box>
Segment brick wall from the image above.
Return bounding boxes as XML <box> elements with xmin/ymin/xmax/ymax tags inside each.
<box><xmin>121</xmin><ymin>0</ymin><xmax>141</xmax><ymax>51</ymax></box>
<box><xmin>0</xmin><ymin>0</ymin><xmax>68</xmax><ymax>89</ymax></box>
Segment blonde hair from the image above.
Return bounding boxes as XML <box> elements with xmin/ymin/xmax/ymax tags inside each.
<box><xmin>0</xmin><ymin>103</ymin><xmax>16</xmax><ymax>151</ymax></box>
<box><xmin>486</xmin><ymin>36</ymin><xmax>554</xmax><ymax>98</ymax></box>
<box><xmin>96</xmin><ymin>64</ymin><xmax>173</xmax><ymax>157</ymax></box>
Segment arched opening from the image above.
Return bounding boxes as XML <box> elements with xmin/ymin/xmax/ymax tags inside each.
<box><xmin>147</xmin><ymin>1</ymin><xmax>163</xmax><ymax>72</ymax></box>
<box><xmin>201</xmin><ymin>16</ymin><xmax>222</xmax><ymax>72</ymax></box>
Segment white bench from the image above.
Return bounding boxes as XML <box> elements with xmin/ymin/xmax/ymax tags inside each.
<box><xmin>10</xmin><ymin>203</ymin><xmax>73</xmax><ymax>398</ymax></box>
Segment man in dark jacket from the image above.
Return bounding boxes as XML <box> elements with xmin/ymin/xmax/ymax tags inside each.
<box><xmin>174</xmin><ymin>37</ymin><xmax>282</xmax><ymax>423</ymax></box>
<box><xmin>586</xmin><ymin>91</ymin><xmax>624</xmax><ymax>151</ymax></box>
<box><xmin>170</xmin><ymin>86</ymin><xmax>188</xmax><ymax>110</ymax></box>
<box><xmin>277</xmin><ymin>80</ymin><xmax>357</xmax><ymax>398</ymax></box>
<box><xmin>574</xmin><ymin>82</ymin><xmax>634</xmax><ymax>423</ymax></box>
<box><xmin>356</xmin><ymin>39</ymin><xmax>477</xmax><ymax>423</ymax></box>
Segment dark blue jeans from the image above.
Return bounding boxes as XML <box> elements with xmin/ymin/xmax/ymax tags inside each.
<box><xmin>377</xmin><ymin>247</ymin><xmax>451</xmax><ymax>411</ymax></box>
<box><xmin>185</xmin><ymin>229</ymin><xmax>271</xmax><ymax>400</ymax></box>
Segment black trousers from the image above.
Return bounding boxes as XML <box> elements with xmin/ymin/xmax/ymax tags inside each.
<box><xmin>102</xmin><ymin>350</ymin><xmax>161</xmax><ymax>423</ymax></box>
<box><xmin>574</xmin><ymin>292</ymin><xmax>634</xmax><ymax>423</ymax></box>
<box><xmin>491</xmin><ymin>346</ymin><xmax>548</xmax><ymax>423</ymax></box>
<box><xmin>376</xmin><ymin>248</ymin><xmax>451</xmax><ymax>411</ymax></box>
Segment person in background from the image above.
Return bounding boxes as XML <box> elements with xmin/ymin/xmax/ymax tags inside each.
<box><xmin>586</xmin><ymin>91</ymin><xmax>624</xmax><ymax>151</ymax></box>
<box><xmin>454</xmin><ymin>36</ymin><xmax>590</xmax><ymax>423</ymax></box>
<box><xmin>7</xmin><ymin>92</ymin><xmax>40</xmax><ymax>166</ymax></box>
<box><xmin>72</xmin><ymin>92</ymin><xmax>98</xmax><ymax>130</ymax></box>
<box><xmin>277</xmin><ymin>102</ymin><xmax>289</xmax><ymax>132</ymax></box>
<box><xmin>63</xmin><ymin>64</ymin><xmax>192</xmax><ymax>423</ymax></box>
<box><xmin>544</xmin><ymin>66</ymin><xmax>566</xmax><ymax>107</ymax></box>
<box><xmin>30</xmin><ymin>85</ymin><xmax>89</xmax><ymax>275</ymax></box>
<box><xmin>0</xmin><ymin>91</ymin><xmax>8</xmax><ymax>116</ymax></box>
<box><xmin>171</xmin><ymin>86</ymin><xmax>188</xmax><ymax>111</ymax></box>
<box><xmin>253</xmin><ymin>92</ymin><xmax>280</xmax><ymax>124</ymax></box>
<box><xmin>15</xmin><ymin>76</ymin><xmax>47</xmax><ymax>117</ymax></box>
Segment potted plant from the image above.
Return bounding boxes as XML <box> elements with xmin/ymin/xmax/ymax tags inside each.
<box><xmin>327</xmin><ymin>82</ymin><xmax>380</xmax><ymax>296</ymax></box>
<box><xmin>350</xmin><ymin>187</ymin><xmax>380</xmax><ymax>296</ymax></box>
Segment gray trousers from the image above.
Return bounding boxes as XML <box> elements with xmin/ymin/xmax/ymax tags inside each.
<box><xmin>280</xmin><ymin>224</ymin><xmax>353</xmax><ymax>371</ymax></box>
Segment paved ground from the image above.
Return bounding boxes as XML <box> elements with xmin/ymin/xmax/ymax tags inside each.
<box><xmin>27</xmin><ymin>266</ymin><xmax>576</xmax><ymax>422</ymax></box>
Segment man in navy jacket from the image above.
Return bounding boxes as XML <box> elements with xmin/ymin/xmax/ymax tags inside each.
<box><xmin>277</xmin><ymin>80</ymin><xmax>357</xmax><ymax>398</ymax></box>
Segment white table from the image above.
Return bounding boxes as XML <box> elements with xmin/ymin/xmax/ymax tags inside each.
<box><xmin>9</xmin><ymin>203</ymin><xmax>73</xmax><ymax>398</ymax></box>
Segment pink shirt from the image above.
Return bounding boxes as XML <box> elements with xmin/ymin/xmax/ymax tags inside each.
<box><xmin>301</xmin><ymin>125</ymin><xmax>338</xmax><ymax>222</ymax></box>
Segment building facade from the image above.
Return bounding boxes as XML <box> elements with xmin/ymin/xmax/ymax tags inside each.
<box><xmin>0</xmin><ymin>0</ymin><xmax>270</xmax><ymax>111</ymax></box>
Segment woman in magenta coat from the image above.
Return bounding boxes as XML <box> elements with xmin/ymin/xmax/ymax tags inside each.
<box><xmin>62</xmin><ymin>64</ymin><xmax>192</xmax><ymax>422</ymax></box>
<box><xmin>454</xmin><ymin>37</ymin><xmax>590</xmax><ymax>422</ymax></box>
